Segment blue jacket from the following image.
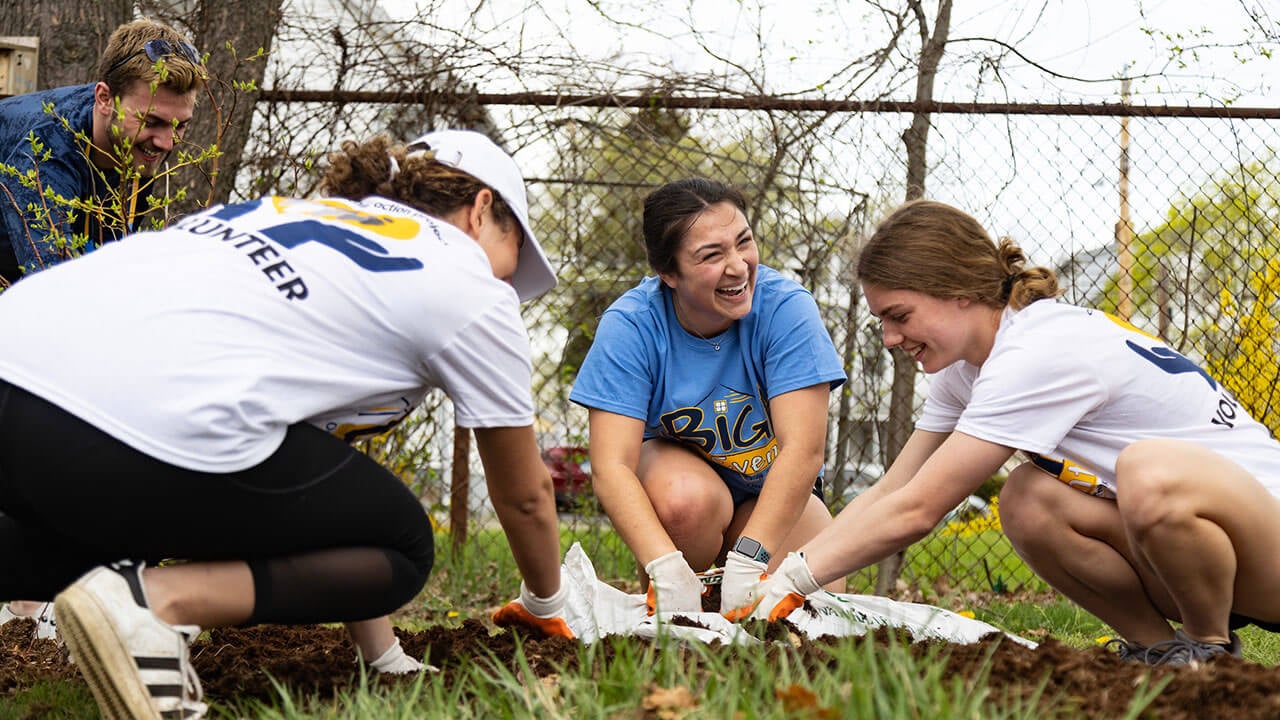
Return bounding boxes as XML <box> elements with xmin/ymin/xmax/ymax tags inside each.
<box><xmin>0</xmin><ymin>84</ymin><xmax>155</xmax><ymax>280</ymax></box>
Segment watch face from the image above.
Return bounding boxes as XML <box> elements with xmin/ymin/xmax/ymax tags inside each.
<box><xmin>735</xmin><ymin>536</ymin><xmax>765</xmax><ymax>561</ymax></box>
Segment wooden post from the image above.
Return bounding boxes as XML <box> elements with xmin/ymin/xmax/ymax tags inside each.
<box><xmin>450</xmin><ymin>427</ymin><xmax>471</xmax><ymax>550</ymax></box>
<box><xmin>1117</xmin><ymin>75</ymin><xmax>1134</xmax><ymax>321</ymax></box>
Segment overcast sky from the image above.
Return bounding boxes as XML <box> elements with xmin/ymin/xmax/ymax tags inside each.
<box><xmin>360</xmin><ymin>0</ymin><xmax>1277</xmax><ymax>269</ymax></box>
<box><xmin>380</xmin><ymin>0</ymin><xmax>1276</xmax><ymax>105</ymax></box>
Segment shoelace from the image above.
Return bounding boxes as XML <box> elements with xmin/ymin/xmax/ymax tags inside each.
<box><xmin>1103</xmin><ymin>637</ymin><xmax>1148</xmax><ymax>662</ymax></box>
<box><xmin>175</xmin><ymin>625</ymin><xmax>205</xmax><ymax>710</ymax></box>
<box><xmin>170</xmin><ymin>637</ymin><xmax>207</xmax><ymax>718</ymax></box>
<box><xmin>181</xmin><ymin>659</ymin><xmax>206</xmax><ymax>710</ymax></box>
<box><xmin>1146</xmin><ymin>635</ymin><xmax>1230</xmax><ymax>666</ymax></box>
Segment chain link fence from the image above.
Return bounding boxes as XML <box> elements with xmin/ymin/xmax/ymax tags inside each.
<box><xmin>241</xmin><ymin>89</ymin><xmax>1280</xmax><ymax>595</ymax></box>
<box><xmin>0</xmin><ymin>0</ymin><xmax>1273</xmax><ymax>606</ymax></box>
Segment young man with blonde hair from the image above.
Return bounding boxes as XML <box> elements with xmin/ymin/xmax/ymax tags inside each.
<box><xmin>0</xmin><ymin>18</ymin><xmax>205</xmax><ymax>282</ymax></box>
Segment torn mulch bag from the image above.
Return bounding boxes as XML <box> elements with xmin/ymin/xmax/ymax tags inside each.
<box><xmin>552</xmin><ymin>542</ymin><xmax>1037</xmax><ymax>648</ymax></box>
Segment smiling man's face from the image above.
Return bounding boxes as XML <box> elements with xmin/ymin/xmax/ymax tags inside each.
<box><xmin>94</xmin><ymin>82</ymin><xmax>196</xmax><ymax>176</ymax></box>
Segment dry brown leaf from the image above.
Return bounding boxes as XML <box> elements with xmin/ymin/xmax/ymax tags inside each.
<box><xmin>776</xmin><ymin>684</ymin><xmax>838</xmax><ymax>719</ymax></box>
<box><xmin>641</xmin><ymin>684</ymin><xmax>698</xmax><ymax>719</ymax></box>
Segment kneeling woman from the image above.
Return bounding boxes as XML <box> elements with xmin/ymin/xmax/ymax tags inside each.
<box><xmin>748</xmin><ymin>199</ymin><xmax>1280</xmax><ymax>667</ymax></box>
<box><xmin>0</xmin><ymin>130</ymin><xmax>570</xmax><ymax>720</ymax></box>
<box><xmin>570</xmin><ymin>178</ymin><xmax>847</xmax><ymax>616</ymax></box>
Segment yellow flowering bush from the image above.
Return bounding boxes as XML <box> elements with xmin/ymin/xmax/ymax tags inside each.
<box><xmin>1207</xmin><ymin>259</ymin><xmax>1280</xmax><ymax>437</ymax></box>
<box><xmin>939</xmin><ymin>496</ymin><xmax>1003</xmax><ymax>538</ymax></box>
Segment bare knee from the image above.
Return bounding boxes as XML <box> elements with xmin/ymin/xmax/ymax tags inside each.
<box><xmin>1115</xmin><ymin>439</ymin><xmax>1185</xmax><ymax>535</ymax></box>
<box><xmin>647</xmin><ymin>472</ymin><xmax>730</xmax><ymax>538</ymax></box>
<box><xmin>999</xmin><ymin>463</ymin><xmax>1062</xmax><ymax>545</ymax></box>
<box><xmin>1121</xmin><ymin>435</ymin><xmax>1177</xmax><ymax>489</ymax></box>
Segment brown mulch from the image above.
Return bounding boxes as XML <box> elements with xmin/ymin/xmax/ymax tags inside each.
<box><xmin>3</xmin><ymin>615</ymin><xmax>1280</xmax><ymax>718</ymax></box>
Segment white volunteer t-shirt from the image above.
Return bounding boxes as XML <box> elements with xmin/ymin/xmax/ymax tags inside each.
<box><xmin>916</xmin><ymin>300</ymin><xmax>1280</xmax><ymax>498</ymax></box>
<box><xmin>0</xmin><ymin>196</ymin><xmax>535</xmax><ymax>472</ymax></box>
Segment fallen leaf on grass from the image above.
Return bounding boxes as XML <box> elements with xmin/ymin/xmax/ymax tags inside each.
<box><xmin>776</xmin><ymin>684</ymin><xmax>837</xmax><ymax>719</ymax></box>
<box><xmin>641</xmin><ymin>684</ymin><xmax>697</xmax><ymax>719</ymax></box>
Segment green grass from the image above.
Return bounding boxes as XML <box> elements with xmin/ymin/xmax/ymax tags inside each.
<box><xmin>10</xmin><ymin>523</ymin><xmax>1277</xmax><ymax>718</ymax></box>
<box><xmin>0</xmin><ymin>680</ymin><xmax>98</xmax><ymax>719</ymax></box>
<box><xmin>215</xmin><ymin>633</ymin><xmax>1073</xmax><ymax>720</ymax></box>
<box><xmin>415</xmin><ymin>525</ymin><xmax>638</xmax><ymax>624</ymax></box>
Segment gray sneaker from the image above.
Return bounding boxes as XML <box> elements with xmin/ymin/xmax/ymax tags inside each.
<box><xmin>1146</xmin><ymin>629</ymin><xmax>1243</xmax><ymax>668</ymax></box>
<box><xmin>53</xmin><ymin>561</ymin><xmax>206</xmax><ymax>720</ymax></box>
<box><xmin>0</xmin><ymin>601</ymin><xmax>58</xmax><ymax>641</ymax></box>
<box><xmin>1104</xmin><ymin>637</ymin><xmax>1153</xmax><ymax>663</ymax></box>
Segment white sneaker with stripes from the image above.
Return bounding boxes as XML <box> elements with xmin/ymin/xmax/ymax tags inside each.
<box><xmin>54</xmin><ymin>561</ymin><xmax>206</xmax><ymax>720</ymax></box>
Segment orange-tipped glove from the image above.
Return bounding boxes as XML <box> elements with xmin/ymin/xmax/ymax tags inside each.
<box><xmin>492</xmin><ymin>581</ymin><xmax>575</xmax><ymax>639</ymax></box>
<box><xmin>719</xmin><ymin>549</ymin><xmax>768</xmax><ymax>613</ymax></box>
<box><xmin>728</xmin><ymin>552</ymin><xmax>822</xmax><ymax>623</ymax></box>
<box><xmin>644</xmin><ymin>550</ymin><xmax>705</xmax><ymax>616</ymax></box>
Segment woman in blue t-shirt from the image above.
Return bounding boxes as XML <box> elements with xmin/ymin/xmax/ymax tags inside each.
<box><xmin>570</xmin><ymin>178</ymin><xmax>847</xmax><ymax>616</ymax></box>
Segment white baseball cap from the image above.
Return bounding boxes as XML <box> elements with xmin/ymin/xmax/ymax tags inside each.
<box><xmin>407</xmin><ymin>129</ymin><xmax>557</xmax><ymax>302</ymax></box>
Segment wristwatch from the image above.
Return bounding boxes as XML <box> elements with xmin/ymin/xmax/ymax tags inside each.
<box><xmin>732</xmin><ymin>536</ymin><xmax>771</xmax><ymax>564</ymax></box>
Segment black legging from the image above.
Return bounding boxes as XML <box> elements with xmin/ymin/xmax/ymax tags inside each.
<box><xmin>0</xmin><ymin>379</ymin><xmax>434</xmax><ymax>625</ymax></box>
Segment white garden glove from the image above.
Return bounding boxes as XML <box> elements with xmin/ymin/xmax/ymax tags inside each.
<box><xmin>745</xmin><ymin>552</ymin><xmax>822</xmax><ymax>622</ymax></box>
<box><xmin>719</xmin><ymin>548</ymin><xmax>769</xmax><ymax>614</ymax></box>
<box><xmin>367</xmin><ymin>637</ymin><xmax>437</xmax><ymax>674</ymax></box>
<box><xmin>644</xmin><ymin>550</ymin><xmax>705</xmax><ymax>615</ymax></box>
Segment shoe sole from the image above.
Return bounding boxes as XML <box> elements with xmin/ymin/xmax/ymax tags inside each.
<box><xmin>54</xmin><ymin>583</ymin><xmax>162</xmax><ymax>720</ymax></box>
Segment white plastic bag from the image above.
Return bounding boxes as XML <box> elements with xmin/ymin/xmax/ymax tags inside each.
<box><xmin>556</xmin><ymin>543</ymin><xmax>1035</xmax><ymax>648</ymax></box>
<box><xmin>560</xmin><ymin>542</ymin><xmax>757</xmax><ymax>645</ymax></box>
<box><xmin>784</xmin><ymin>590</ymin><xmax>1037</xmax><ymax>648</ymax></box>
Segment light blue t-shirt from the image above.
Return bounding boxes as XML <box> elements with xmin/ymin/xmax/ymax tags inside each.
<box><xmin>570</xmin><ymin>266</ymin><xmax>846</xmax><ymax>497</ymax></box>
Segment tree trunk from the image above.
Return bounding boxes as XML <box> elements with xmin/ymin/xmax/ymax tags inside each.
<box><xmin>0</xmin><ymin>0</ymin><xmax>131</xmax><ymax>90</ymax></box>
<box><xmin>875</xmin><ymin>0</ymin><xmax>952</xmax><ymax>597</ymax></box>
<box><xmin>172</xmin><ymin>0</ymin><xmax>283</xmax><ymax>211</ymax></box>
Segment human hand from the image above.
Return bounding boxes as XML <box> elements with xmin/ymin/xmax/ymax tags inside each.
<box><xmin>727</xmin><ymin>552</ymin><xmax>821</xmax><ymax>623</ymax></box>
<box><xmin>492</xmin><ymin>581</ymin><xmax>575</xmax><ymax>639</ymax></box>
<box><xmin>644</xmin><ymin>550</ymin><xmax>705</xmax><ymax>615</ymax></box>
<box><xmin>719</xmin><ymin>549</ymin><xmax>768</xmax><ymax>614</ymax></box>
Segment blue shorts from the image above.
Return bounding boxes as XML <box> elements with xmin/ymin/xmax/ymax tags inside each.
<box><xmin>728</xmin><ymin>475</ymin><xmax>825</xmax><ymax>508</ymax></box>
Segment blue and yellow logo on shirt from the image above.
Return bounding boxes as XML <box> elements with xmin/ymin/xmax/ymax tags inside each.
<box><xmin>271</xmin><ymin>197</ymin><xmax>420</xmax><ymax>240</ymax></box>
<box><xmin>660</xmin><ymin>387</ymin><xmax>774</xmax><ymax>480</ymax></box>
<box><xmin>1028</xmin><ymin>453</ymin><xmax>1114</xmax><ymax>499</ymax></box>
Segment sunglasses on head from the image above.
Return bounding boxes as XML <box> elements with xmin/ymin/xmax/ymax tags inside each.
<box><xmin>107</xmin><ymin>39</ymin><xmax>202</xmax><ymax>75</ymax></box>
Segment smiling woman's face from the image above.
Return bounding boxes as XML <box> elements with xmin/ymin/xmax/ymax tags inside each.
<box><xmin>659</xmin><ymin>201</ymin><xmax>758</xmax><ymax>337</ymax></box>
<box><xmin>863</xmin><ymin>282</ymin><xmax>999</xmax><ymax>372</ymax></box>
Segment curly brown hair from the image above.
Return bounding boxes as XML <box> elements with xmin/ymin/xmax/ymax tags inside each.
<box><xmin>319</xmin><ymin>135</ymin><xmax>519</xmax><ymax>233</ymax></box>
<box><xmin>857</xmin><ymin>199</ymin><xmax>1060</xmax><ymax>311</ymax></box>
<box><xmin>97</xmin><ymin>18</ymin><xmax>205</xmax><ymax>99</ymax></box>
